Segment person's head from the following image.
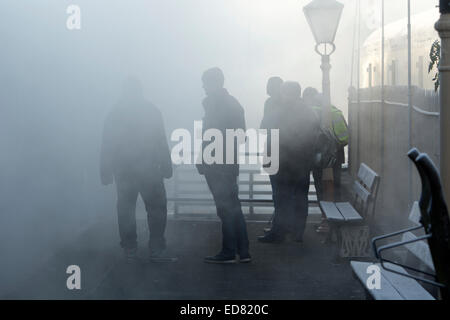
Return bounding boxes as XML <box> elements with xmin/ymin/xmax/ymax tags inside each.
<box><xmin>302</xmin><ymin>87</ymin><xmax>320</xmax><ymax>107</ymax></box>
<box><xmin>280</xmin><ymin>81</ymin><xmax>302</xmax><ymax>105</ymax></box>
<box><xmin>266</xmin><ymin>76</ymin><xmax>283</xmax><ymax>98</ymax></box>
<box><xmin>122</xmin><ymin>76</ymin><xmax>144</xmax><ymax>100</ymax></box>
<box><xmin>202</xmin><ymin>67</ymin><xmax>225</xmax><ymax>96</ymax></box>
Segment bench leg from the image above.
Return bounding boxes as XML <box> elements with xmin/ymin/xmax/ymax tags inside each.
<box><xmin>323</xmin><ymin>223</ymin><xmax>337</xmax><ymax>244</ymax></box>
<box><xmin>338</xmin><ymin>225</ymin><xmax>371</xmax><ymax>258</ymax></box>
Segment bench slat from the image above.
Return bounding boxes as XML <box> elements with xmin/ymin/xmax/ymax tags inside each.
<box><xmin>335</xmin><ymin>202</ymin><xmax>363</xmax><ymax>222</ymax></box>
<box><xmin>358</xmin><ymin>163</ymin><xmax>378</xmax><ymax>190</ymax></box>
<box><xmin>351</xmin><ymin>261</ymin><xmax>435</xmax><ymax>300</ymax></box>
<box><xmin>351</xmin><ymin>261</ymin><xmax>404</xmax><ymax>300</ymax></box>
<box><xmin>320</xmin><ymin>201</ymin><xmax>344</xmax><ymax>221</ymax></box>
<box><xmin>408</xmin><ymin>202</ymin><xmax>422</xmax><ymax>226</ymax></box>
<box><xmin>402</xmin><ymin>232</ymin><xmax>435</xmax><ymax>271</ymax></box>
<box><xmin>352</xmin><ymin>181</ymin><xmax>370</xmax><ymax>203</ymax></box>
<box><xmin>379</xmin><ymin>262</ymin><xmax>435</xmax><ymax>300</ymax></box>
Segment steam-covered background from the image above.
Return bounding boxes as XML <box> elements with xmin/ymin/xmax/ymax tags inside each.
<box><xmin>0</xmin><ymin>0</ymin><xmax>437</xmax><ymax>295</ymax></box>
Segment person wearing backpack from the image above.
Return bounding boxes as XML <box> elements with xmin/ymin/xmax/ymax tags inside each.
<box><xmin>303</xmin><ymin>88</ymin><xmax>349</xmax><ymax>233</ymax></box>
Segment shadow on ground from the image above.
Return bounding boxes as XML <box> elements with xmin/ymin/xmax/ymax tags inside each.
<box><xmin>6</xmin><ymin>218</ymin><xmax>366</xmax><ymax>300</ymax></box>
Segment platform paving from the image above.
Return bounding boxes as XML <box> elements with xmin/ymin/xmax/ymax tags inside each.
<box><xmin>6</xmin><ymin>216</ymin><xmax>366</xmax><ymax>300</ymax></box>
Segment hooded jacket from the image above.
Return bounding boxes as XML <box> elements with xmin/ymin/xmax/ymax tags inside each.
<box><xmin>100</xmin><ymin>97</ymin><xmax>172</xmax><ymax>181</ymax></box>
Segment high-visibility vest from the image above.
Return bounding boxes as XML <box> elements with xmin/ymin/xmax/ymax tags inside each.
<box><xmin>312</xmin><ymin>105</ymin><xmax>349</xmax><ymax>146</ymax></box>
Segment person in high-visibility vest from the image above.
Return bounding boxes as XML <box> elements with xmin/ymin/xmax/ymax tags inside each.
<box><xmin>303</xmin><ymin>88</ymin><xmax>349</xmax><ymax>233</ymax></box>
<box><xmin>329</xmin><ymin>106</ymin><xmax>348</xmax><ymax>186</ymax></box>
<box><xmin>303</xmin><ymin>87</ymin><xmax>349</xmax><ymax>188</ymax></box>
<box><xmin>313</xmin><ymin>105</ymin><xmax>348</xmax><ymax>185</ymax></box>
<box><xmin>315</xmin><ymin>105</ymin><xmax>348</xmax><ymax>187</ymax></box>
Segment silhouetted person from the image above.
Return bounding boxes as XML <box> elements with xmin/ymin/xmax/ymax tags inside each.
<box><xmin>260</xmin><ymin>77</ymin><xmax>284</xmax><ymax>231</ymax></box>
<box><xmin>261</xmin><ymin>76</ymin><xmax>284</xmax><ymax>130</ymax></box>
<box><xmin>197</xmin><ymin>67</ymin><xmax>250</xmax><ymax>264</ymax></box>
<box><xmin>258</xmin><ymin>82</ymin><xmax>320</xmax><ymax>243</ymax></box>
<box><xmin>100</xmin><ymin>77</ymin><xmax>175</xmax><ymax>263</ymax></box>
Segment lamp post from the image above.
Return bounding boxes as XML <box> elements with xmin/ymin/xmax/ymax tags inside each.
<box><xmin>303</xmin><ymin>0</ymin><xmax>344</xmax><ymax>127</ymax></box>
<box><xmin>303</xmin><ymin>0</ymin><xmax>344</xmax><ymax>201</ymax></box>
<box><xmin>436</xmin><ymin>0</ymin><xmax>450</xmax><ymax>209</ymax></box>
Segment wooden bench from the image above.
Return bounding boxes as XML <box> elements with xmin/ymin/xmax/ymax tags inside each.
<box><xmin>167</xmin><ymin>165</ymin><xmax>320</xmax><ymax>220</ymax></box>
<box><xmin>350</xmin><ymin>202</ymin><xmax>435</xmax><ymax>300</ymax></box>
<box><xmin>319</xmin><ymin>163</ymin><xmax>380</xmax><ymax>257</ymax></box>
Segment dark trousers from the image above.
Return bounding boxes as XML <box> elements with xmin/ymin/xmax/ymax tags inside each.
<box><xmin>269</xmin><ymin>174</ymin><xmax>279</xmax><ymax>213</ymax></box>
<box><xmin>115</xmin><ymin>173</ymin><xmax>167</xmax><ymax>251</ymax></box>
<box><xmin>335</xmin><ymin>146</ymin><xmax>345</xmax><ymax>187</ymax></box>
<box><xmin>271</xmin><ymin>169</ymin><xmax>310</xmax><ymax>239</ymax></box>
<box><xmin>205</xmin><ymin>170</ymin><xmax>249</xmax><ymax>257</ymax></box>
<box><xmin>312</xmin><ymin>168</ymin><xmax>324</xmax><ymax>201</ymax></box>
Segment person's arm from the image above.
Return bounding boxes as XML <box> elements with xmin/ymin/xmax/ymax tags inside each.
<box><xmin>155</xmin><ymin>109</ymin><xmax>173</xmax><ymax>179</ymax></box>
<box><xmin>228</xmin><ymin>96</ymin><xmax>246</xmax><ymax>132</ymax></box>
<box><xmin>260</xmin><ymin>99</ymin><xmax>271</xmax><ymax>130</ymax></box>
<box><xmin>100</xmin><ymin>112</ymin><xmax>114</xmax><ymax>185</ymax></box>
<box><xmin>196</xmin><ymin>99</ymin><xmax>209</xmax><ymax>175</ymax></box>
<box><xmin>308</xmin><ymin>109</ymin><xmax>322</xmax><ymax>164</ymax></box>
<box><xmin>238</xmin><ymin>106</ymin><xmax>246</xmax><ymax>133</ymax></box>
<box><xmin>234</xmin><ymin>101</ymin><xmax>247</xmax><ymax>147</ymax></box>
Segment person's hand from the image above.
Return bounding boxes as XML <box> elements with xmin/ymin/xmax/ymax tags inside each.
<box><xmin>196</xmin><ymin>163</ymin><xmax>205</xmax><ymax>175</ymax></box>
<box><xmin>162</xmin><ymin>165</ymin><xmax>173</xmax><ymax>179</ymax></box>
<box><xmin>101</xmin><ymin>172</ymin><xmax>114</xmax><ymax>186</ymax></box>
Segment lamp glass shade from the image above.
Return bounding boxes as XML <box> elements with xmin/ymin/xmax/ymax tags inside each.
<box><xmin>303</xmin><ymin>0</ymin><xmax>344</xmax><ymax>44</ymax></box>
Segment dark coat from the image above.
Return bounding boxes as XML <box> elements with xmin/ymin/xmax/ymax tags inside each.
<box><xmin>260</xmin><ymin>96</ymin><xmax>283</xmax><ymax>160</ymax></box>
<box><xmin>260</xmin><ymin>96</ymin><xmax>282</xmax><ymax>130</ymax></box>
<box><xmin>100</xmin><ymin>97</ymin><xmax>172</xmax><ymax>181</ymax></box>
<box><xmin>197</xmin><ymin>89</ymin><xmax>246</xmax><ymax>176</ymax></box>
<box><xmin>268</xmin><ymin>99</ymin><xmax>320</xmax><ymax>175</ymax></box>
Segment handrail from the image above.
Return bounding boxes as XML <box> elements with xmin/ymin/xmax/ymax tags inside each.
<box><xmin>412</xmin><ymin>106</ymin><xmax>440</xmax><ymax>117</ymax></box>
<box><xmin>171</xmin><ymin>165</ymin><xmax>318</xmax><ymax>217</ymax></box>
<box><xmin>350</xmin><ymin>99</ymin><xmax>440</xmax><ymax>117</ymax></box>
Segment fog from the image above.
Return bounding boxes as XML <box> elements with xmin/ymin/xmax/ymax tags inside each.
<box><xmin>0</xmin><ymin>0</ymin><xmax>438</xmax><ymax>296</ymax></box>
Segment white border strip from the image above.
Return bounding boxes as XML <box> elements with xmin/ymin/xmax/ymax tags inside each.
<box><xmin>350</xmin><ymin>100</ymin><xmax>440</xmax><ymax>117</ymax></box>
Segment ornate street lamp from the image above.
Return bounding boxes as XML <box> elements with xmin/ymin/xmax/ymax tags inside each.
<box><xmin>303</xmin><ymin>0</ymin><xmax>344</xmax><ymax>126</ymax></box>
<box><xmin>441</xmin><ymin>0</ymin><xmax>450</xmax><ymax>14</ymax></box>
<box><xmin>303</xmin><ymin>0</ymin><xmax>344</xmax><ymax>201</ymax></box>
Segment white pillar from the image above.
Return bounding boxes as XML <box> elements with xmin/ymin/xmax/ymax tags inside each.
<box><xmin>435</xmin><ymin>10</ymin><xmax>450</xmax><ymax>207</ymax></box>
<box><xmin>321</xmin><ymin>54</ymin><xmax>332</xmax><ymax>126</ymax></box>
<box><xmin>320</xmin><ymin>53</ymin><xmax>334</xmax><ymax>183</ymax></box>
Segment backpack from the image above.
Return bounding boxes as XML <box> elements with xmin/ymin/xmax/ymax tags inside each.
<box><xmin>314</xmin><ymin>127</ymin><xmax>339</xmax><ymax>169</ymax></box>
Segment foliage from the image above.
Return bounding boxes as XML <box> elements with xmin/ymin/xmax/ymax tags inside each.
<box><xmin>429</xmin><ymin>40</ymin><xmax>441</xmax><ymax>92</ymax></box>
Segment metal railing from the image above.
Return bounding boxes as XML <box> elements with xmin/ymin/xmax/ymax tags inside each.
<box><xmin>167</xmin><ymin>165</ymin><xmax>319</xmax><ymax>220</ymax></box>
